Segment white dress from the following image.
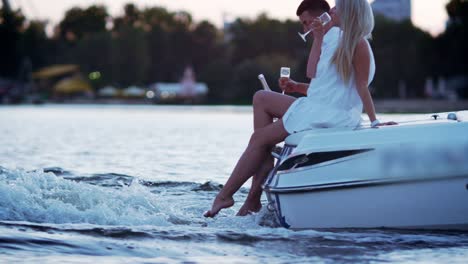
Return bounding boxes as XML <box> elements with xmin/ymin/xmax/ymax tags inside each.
<box><xmin>282</xmin><ymin>27</ymin><xmax>376</xmax><ymax>134</ymax></box>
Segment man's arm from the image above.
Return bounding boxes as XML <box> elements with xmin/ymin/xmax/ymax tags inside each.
<box><xmin>306</xmin><ymin>18</ymin><xmax>328</xmax><ymax>79</ymax></box>
<box><xmin>306</xmin><ymin>37</ymin><xmax>323</xmax><ymax>79</ymax></box>
<box><xmin>293</xmin><ymin>82</ymin><xmax>310</xmax><ymax>95</ymax></box>
<box><xmin>279</xmin><ymin>78</ymin><xmax>309</xmax><ymax>96</ymax></box>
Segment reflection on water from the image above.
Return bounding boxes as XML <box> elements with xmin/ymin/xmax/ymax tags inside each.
<box><xmin>0</xmin><ymin>105</ymin><xmax>253</xmax><ymax>183</ymax></box>
<box><xmin>0</xmin><ymin>105</ymin><xmax>467</xmax><ymax>263</ymax></box>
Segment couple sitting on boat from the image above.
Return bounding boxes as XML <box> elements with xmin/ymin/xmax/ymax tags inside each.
<box><xmin>205</xmin><ymin>0</ymin><xmax>396</xmax><ymax>218</ymax></box>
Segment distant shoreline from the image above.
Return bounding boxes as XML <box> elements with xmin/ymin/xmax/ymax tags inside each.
<box><xmin>2</xmin><ymin>99</ymin><xmax>468</xmax><ymax>114</ymax></box>
<box><xmin>373</xmin><ymin>99</ymin><xmax>468</xmax><ymax>113</ymax></box>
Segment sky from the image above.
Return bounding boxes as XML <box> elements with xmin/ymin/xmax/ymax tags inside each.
<box><xmin>9</xmin><ymin>0</ymin><xmax>450</xmax><ymax>36</ymax></box>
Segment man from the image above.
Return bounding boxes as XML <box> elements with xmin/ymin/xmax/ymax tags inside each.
<box><xmin>279</xmin><ymin>0</ymin><xmax>331</xmax><ymax>95</ymax></box>
<box><xmin>234</xmin><ymin>0</ymin><xmax>333</xmax><ymax>217</ymax></box>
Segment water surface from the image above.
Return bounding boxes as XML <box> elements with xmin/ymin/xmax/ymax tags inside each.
<box><xmin>1</xmin><ymin>105</ymin><xmax>467</xmax><ymax>263</ymax></box>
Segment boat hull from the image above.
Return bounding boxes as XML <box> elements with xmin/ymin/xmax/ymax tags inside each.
<box><xmin>269</xmin><ymin>176</ymin><xmax>468</xmax><ymax>230</ymax></box>
<box><xmin>264</xmin><ymin>117</ymin><xmax>468</xmax><ymax>230</ymax></box>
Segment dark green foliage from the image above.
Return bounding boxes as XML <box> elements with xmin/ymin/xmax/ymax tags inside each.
<box><xmin>435</xmin><ymin>0</ymin><xmax>468</xmax><ymax>97</ymax></box>
<box><xmin>59</xmin><ymin>5</ymin><xmax>108</xmax><ymax>40</ymax></box>
<box><xmin>0</xmin><ymin>8</ymin><xmax>24</xmax><ymax>78</ymax></box>
<box><xmin>1</xmin><ymin>1</ymin><xmax>466</xmax><ymax>102</ymax></box>
<box><xmin>371</xmin><ymin>16</ymin><xmax>434</xmax><ymax>98</ymax></box>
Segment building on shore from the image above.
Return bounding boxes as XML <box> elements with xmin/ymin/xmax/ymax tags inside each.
<box><xmin>371</xmin><ymin>0</ymin><xmax>412</xmax><ymax>22</ymax></box>
<box><xmin>148</xmin><ymin>66</ymin><xmax>208</xmax><ymax>104</ymax></box>
<box><xmin>32</xmin><ymin>65</ymin><xmax>93</xmax><ymax>100</ymax></box>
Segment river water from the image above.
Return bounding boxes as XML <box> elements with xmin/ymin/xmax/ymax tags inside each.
<box><xmin>1</xmin><ymin>105</ymin><xmax>467</xmax><ymax>263</ymax></box>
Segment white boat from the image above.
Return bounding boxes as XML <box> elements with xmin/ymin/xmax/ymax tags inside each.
<box><xmin>263</xmin><ymin>111</ymin><xmax>468</xmax><ymax>230</ymax></box>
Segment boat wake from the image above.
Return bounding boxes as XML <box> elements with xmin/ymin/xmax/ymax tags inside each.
<box><xmin>0</xmin><ymin>166</ymin><xmax>240</xmax><ymax>227</ymax></box>
<box><xmin>1</xmin><ymin>166</ymin><xmax>468</xmax><ymax>262</ymax></box>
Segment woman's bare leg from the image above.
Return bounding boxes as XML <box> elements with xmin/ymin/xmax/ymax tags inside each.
<box><xmin>204</xmin><ymin>120</ymin><xmax>289</xmax><ymax>218</ymax></box>
<box><xmin>236</xmin><ymin>155</ymin><xmax>273</xmax><ymax>216</ymax></box>
<box><xmin>235</xmin><ymin>91</ymin><xmax>296</xmax><ymax>215</ymax></box>
<box><xmin>253</xmin><ymin>90</ymin><xmax>296</xmax><ymax>130</ymax></box>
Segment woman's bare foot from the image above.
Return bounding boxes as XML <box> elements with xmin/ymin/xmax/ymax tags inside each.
<box><xmin>204</xmin><ymin>195</ymin><xmax>234</xmax><ymax>218</ymax></box>
<box><xmin>236</xmin><ymin>201</ymin><xmax>262</xmax><ymax>216</ymax></box>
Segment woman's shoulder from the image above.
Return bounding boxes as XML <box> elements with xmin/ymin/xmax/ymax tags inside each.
<box><xmin>357</xmin><ymin>38</ymin><xmax>370</xmax><ymax>48</ymax></box>
<box><xmin>355</xmin><ymin>38</ymin><xmax>372</xmax><ymax>57</ymax></box>
<box><xmin>352</xmin><ymin>38</ymin><xmax>373</xmax><ymax>67</ymax></box>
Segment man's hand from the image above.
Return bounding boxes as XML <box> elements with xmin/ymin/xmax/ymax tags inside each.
<box><xmin>278</xmin><ymin>77</ymin><xmax>297</xmax><ymax>93</ymax></box>
<box><xmin>310</xmin><ymin>18</ymin><xmax>325</xmax><ymax>41</ymax></box>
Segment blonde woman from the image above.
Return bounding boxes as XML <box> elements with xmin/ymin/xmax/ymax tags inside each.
<box><xmin>205</xmin><ymin>0</ymin><xmax>394</xmax><ymax>218</ymax></box>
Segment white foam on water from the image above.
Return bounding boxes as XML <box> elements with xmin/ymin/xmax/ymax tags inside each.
<box><xmin>377</xmin><ymin>247</ymin><xmax>468</xmax><ymax>264</ymax></box>
<box><xmin>0</xmin><ymin>168</ymin><xmax>171</xmax><ymax>226</ymax></box>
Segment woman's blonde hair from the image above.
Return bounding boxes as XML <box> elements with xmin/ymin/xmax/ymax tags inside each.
<box><xmin>331</xmin><ymin>0</ymin><xmax>374</xmax><ymax>83</ymax></box>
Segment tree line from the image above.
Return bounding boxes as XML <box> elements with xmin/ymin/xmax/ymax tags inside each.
<box><xmin>0</xmin><ymin>1</ymin><xmax>467</xmax><ymax>103</ymax></box>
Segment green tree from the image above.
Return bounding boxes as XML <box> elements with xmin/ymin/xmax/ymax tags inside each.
<box><xmin>199</xmin><ymin>59</ymin><xmax>234</xmax><ymax>103</ymax></box>
<box><xmin>191</xmin><ymin>21</ymin><xmax>222</xmax><ymax>70</ymax></box>
<box><xmin>19</xmin><ymin>20</ymin><xmax>49</xmax><ymax>70</ymax></box>
<box><xmin>441</xmin><ymin>0</ymin><xmax>468</xmax><ymax>97</ymax></box>
<box><xmin>110</xmin><ymin>26</ymin><xmax>150</xmax><ymax>86</ymax></box>
<box><xmin>73</xmin><ymin>32</ymin><xmax>113</xmax><ymax>87</ymax></box>
<box><xmin>230</xmin><ymin>59</ymin><xmax>263</xmax><ymax>103</ymax></box>
<box><xmin>446</xmin><ymin>0</ymin><xmax>468</xmax><ymax>26</ymax></box>
<box><xmin>436</xmin><ymin>0</ymin><xmax>468</xmax><ymax>77</ymax></box>
<box><xmin>0</xmin><ymin>7</ymin><xmax>25</xmax><ymax>78</ymax></box>
<box><xmin>113</xmin><ymin>3</ymin><xmax>141</xmax><ymax>31</ymax></box>
<box><xmin>59</xmin><ymin>5</ymin><xmax>108</xmax><ymax>41</ymax></box>
<box><xmin>371</xmin><ymin>15</ymin><xmax>434</xmax><ymax>98</ymax></box>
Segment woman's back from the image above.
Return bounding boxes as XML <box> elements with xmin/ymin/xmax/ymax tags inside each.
<box><xmin>307</xmin><ymin>27</ymin><xmax>375</xmax><ymax>112</ymax></box>
<box><xmin>282</xmin><ymin>27</ymin><xmax>376</xmax><ymax>133</ymax></box>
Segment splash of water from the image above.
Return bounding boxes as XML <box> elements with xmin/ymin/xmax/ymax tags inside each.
<box><xmin>0</xmin><ymin>167</ymin><xmax>170</xmax><ymax>226</ymax></box>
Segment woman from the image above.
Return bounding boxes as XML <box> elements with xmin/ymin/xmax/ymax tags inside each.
<box><xmin>205</xmin><ymin>0</ymin><xmax>393</xmax><ymax>218</ymax></box>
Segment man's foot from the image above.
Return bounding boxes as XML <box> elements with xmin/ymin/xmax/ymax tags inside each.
<box><xmin>204</xmin><ymin>195</ymin><xmax>234</xmax><ymax>218</ymax></box>
<box><xmin>236</xmin><ymin>201</ymin><xmax>262</xmax><ymax>216</ymax></box>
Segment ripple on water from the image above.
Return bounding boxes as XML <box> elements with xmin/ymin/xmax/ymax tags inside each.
<box><xmin>1</xmin><ymin>165</ymin><xmax>468</xmax><ymax>263</ymax></box>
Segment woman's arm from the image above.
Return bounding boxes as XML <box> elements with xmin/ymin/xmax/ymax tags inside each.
<box><xmin>353</xmin><ymin>39</ymin><xmax>377</xmax><ymax>123</ymax></box>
